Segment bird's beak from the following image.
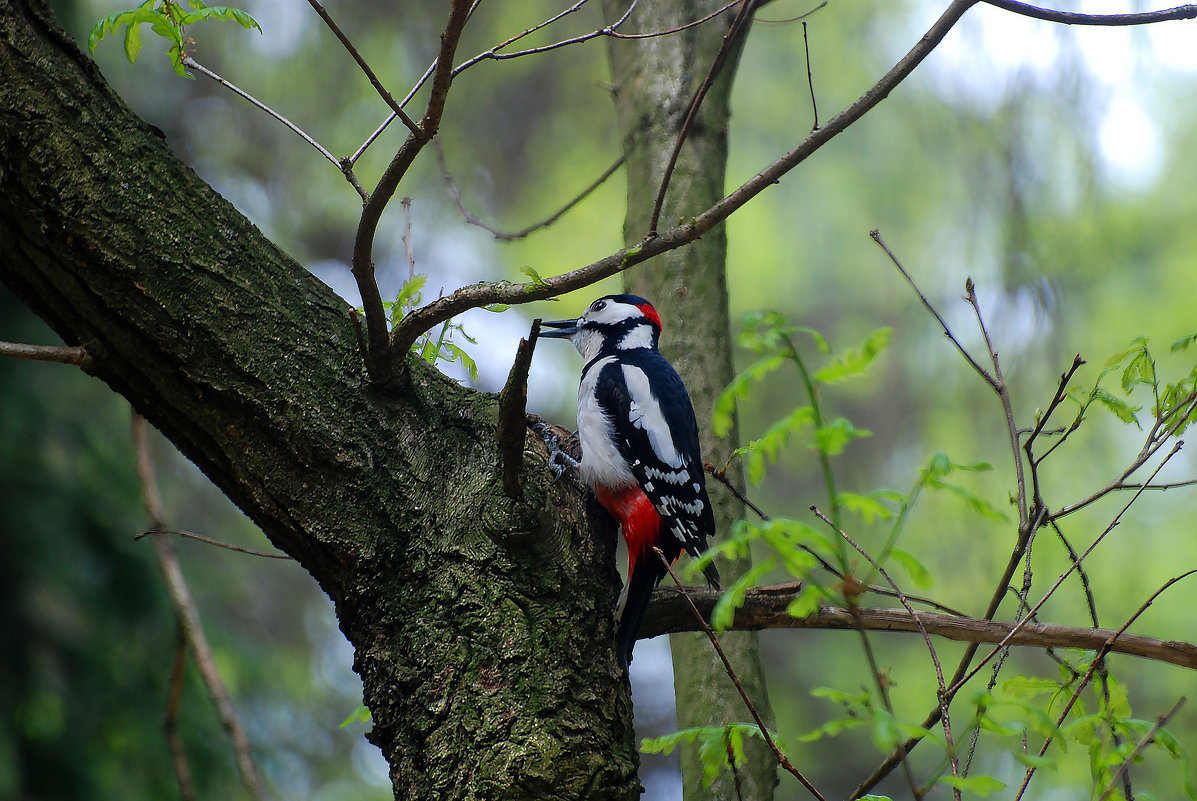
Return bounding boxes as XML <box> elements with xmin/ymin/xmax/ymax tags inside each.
<box><xmin>540</xmin><ymin>318</ymin><xmax>580</xmax><ymax>339</ymax></box>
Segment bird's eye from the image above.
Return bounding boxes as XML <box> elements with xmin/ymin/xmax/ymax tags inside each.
<box><xmin>592</xmin><ymin>300</ymin><xmax>607</xmax><ymax>312</ymax></box>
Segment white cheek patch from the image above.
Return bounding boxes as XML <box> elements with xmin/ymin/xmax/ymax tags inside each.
<box><xmin>621</xmin><ymin>364</ymin><xmax>685</xmax><ymax>469</ymax></box>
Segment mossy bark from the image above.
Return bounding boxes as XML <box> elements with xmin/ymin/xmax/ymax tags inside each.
<box><xmin>0</xmin><ymin>2</ymin><xmax>639</xmax><ymax>798</ymax></box>
<box><xmin>604</xmin><ymin>2</ymin><xmax>779</xmax><ymax>800</ymax></box>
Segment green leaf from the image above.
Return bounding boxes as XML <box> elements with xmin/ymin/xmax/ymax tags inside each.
<box><xmin>520</xmin><ymin>265</ymin><xmax>550</xmax><ymax>288</ymax></box>
<box><xmin>837</xmin><ymin>491</ymin><xmax>898</xmax><ymax>523</ymax></box>
<box><xmin>1000</xmin><ymin>675</ymin><xmax>1061</xmax><ymax>699</ymax></box>
<box><xmin>439</xmin><ymin>342</ymin><xmax>478</xmax><ymax>383</ymax></box>
<box><xmin>1011</xmin><ymin>750</ymin><xmax>1056</xmax><ymax>770</ymax></box>
<box><xmin>711</xmin><ymin>559</ymin><xmax>775</xmax><ymax>631</ymax></box>
<box><xmin>869</xmin><ymin>708</ymin><xmax>900</xmax><ymax>752</ymax></box>
<box><xmin>813</xmin><ymin>327</ymin><xmax>891</xmax><ymax>384</ymax></box>
<box><xmin>888</xmin><ymin>547</ymin><xmax>933</xmax><ymax>589</ymax></box>
<box><xmin>938</xmin><ymin>775</ymin><xmax>1005</xmax><ymax>796</ymax></box>
<box><xmin>1172</xmin><ymin>332</ymin><xmax>1197</xmax><ymax>352</ymax></box>
<box><xmin>1092</xmin><ymin>387</ymin><xmax>1140</xmax><ymax>425</ymax></box>
<box><xmin>483</xmin><ymin>303</ymin><xmax>511</xmax><ymax>313</ymax></box>
<box><xmin>928</xmin><ymin>478</ymin><xmax>1008</xmax><ymax>522</ymax></box>
<box><xmin>812</xmin><ymin>416</ymin><xmax>870</xmax><ymax>456</ymax></box>
<box><xmin>393</xmin><ymin>273</ymin><xmax>428</xmax><ymax>313</ymax></box>
<box><xmin>123</xmin><ymin>19</ymin><xmax>143</xmax><ymax>62</ymax></box>
<box><xmin>713</xmin><ymin>354</ymin><xmax>788</xmax><ymax>436</ymax></box>
<box><xmin>339</xmin><ymin>704</ymin><xmax>371</xmax><ymax>727</ymax></box>
<box><xmin>786</xmin><ymin>583</ymin><xmax>822</xmax><ymax>619</ymax></box>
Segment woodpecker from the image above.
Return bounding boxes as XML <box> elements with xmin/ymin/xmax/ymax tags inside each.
<box><xmin>542</xmin><ymin>294</ymin><xmax>720</xmax><ymax>669</ymax></box>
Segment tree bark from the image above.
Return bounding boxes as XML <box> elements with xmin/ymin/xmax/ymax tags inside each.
<box><xmin>604</xmin><ymin>3</ymin><xmax>779</xmax><ymax>799</ymax></box>
<box><xmin>0</xmin><ymin>2</ymin><xmax>639</xmax><ymax>798</ymax></box>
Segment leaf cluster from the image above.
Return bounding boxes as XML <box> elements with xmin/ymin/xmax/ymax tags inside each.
<box><xmin>89</xmin><ymin>0</ymin><xmax>260</xmax><ymax>77</ymax></box>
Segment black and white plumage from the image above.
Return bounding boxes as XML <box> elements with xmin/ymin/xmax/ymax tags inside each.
<box><xmin>542</xmin><ymin>294</ymin><xmax>720</xmax><ymax>668</ymax></box>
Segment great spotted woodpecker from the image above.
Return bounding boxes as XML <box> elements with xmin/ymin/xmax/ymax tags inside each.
<box><xmin>542</xmin><ymin>294</ymin><xmax>720</xmax><ymax>668</ymax></box>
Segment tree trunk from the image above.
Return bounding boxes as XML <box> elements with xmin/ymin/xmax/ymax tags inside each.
<box><xmin>0</xmin><ymin>2</ymin><xmax>639</xmax><ymax>798</ymax></box>
<box><xmin>604</xmin><ymin>3</ymin><xmax>779</xmax><ymax>800</ymax></box>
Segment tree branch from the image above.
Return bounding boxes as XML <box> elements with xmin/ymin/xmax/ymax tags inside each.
<box><xmin>641</xmin><ymin>585</ymin><xmax>1197</xmax><ymax>670</ymax></box>
<box><xmin>497</xmin><ymin>320</ymin><xmax>539</xmax><ymax>497</ymax></box>
<box><xmin>0</xmin><ymin>339</ymin><xmax>88</xmax><ymax>366</ymax></box>
<box><xmin>303</xmin><ymin>0</ymin><xmax>422</xmax><ymax>136</ymax></box>
<box><xmin>353</xmin><ymin>0</ymin><xmax>471</xmax><ymax>382</ymax></box>
<box><xmin>436</xmin><ymin>141</ymin><xmax>626</xmax><ymax>240</ymax></box>
<box><xmin>982</xmin><ymin>0</ymin><xmax>1197</xmax><ymax>26</ymax></box>
<box><xmin>389</xmin><ymin>0</ymin><xmax>977</xmax><ymax>357</ymax></box>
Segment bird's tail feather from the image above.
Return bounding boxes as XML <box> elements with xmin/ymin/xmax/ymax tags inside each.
<box><xmin>615</xmin><ymin>562</ymin><xmax>663</xmax><ymax>670</ymax></box>
<box><xmin>701</xmin><ymin>560</ymin><xmax>720</xmax><ymax>591</ymax></box>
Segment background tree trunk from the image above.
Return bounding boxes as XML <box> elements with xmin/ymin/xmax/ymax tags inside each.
<box><xmin>604</xmin><ymin>3</ymin><xmax>779</xmax><ymax>799</ymax></box>
<box><xmin>0</xmin><ymin>2</ymin><xmax>640</xmax><ymax>798</ymax></box>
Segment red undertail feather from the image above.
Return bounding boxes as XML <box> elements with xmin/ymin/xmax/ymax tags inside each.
<box><xmin>594</xmin><ymin>483</ymin><xmax>660</xmax><ymax>576</ymax></box>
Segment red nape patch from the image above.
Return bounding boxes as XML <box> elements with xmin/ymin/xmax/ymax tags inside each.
<box><xmin>594</xmin><ymin>484</ymin><xmax>660</xmax><ymax>577</ymax></box>
<box><xmin>637</xmin><ymin>302</ymin><xmax>662</xmax><ymax>331</ymax></box>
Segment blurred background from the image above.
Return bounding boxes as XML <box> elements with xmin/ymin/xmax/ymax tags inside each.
<box><xmin>4</xmin><ymin>1</ymin><xmax>1197</xmax><ymax>798</ymax></box>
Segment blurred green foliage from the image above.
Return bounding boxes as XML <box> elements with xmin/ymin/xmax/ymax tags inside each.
<box><xmin>10</xmin><ymin>0</ymin><xmax>1197</xmax><ymax>798</ymax></box>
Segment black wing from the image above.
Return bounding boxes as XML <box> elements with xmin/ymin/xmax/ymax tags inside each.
<box><xmin>594</xmin><ymin>351</ymin><xmax>719</xmax><ymax>589</ymax></box>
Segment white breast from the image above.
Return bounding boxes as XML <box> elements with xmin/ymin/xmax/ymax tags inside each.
<box><xmin>577</xmin><ymin>357</ymin><xmax>636</xmax><ymax>490</ymax></box>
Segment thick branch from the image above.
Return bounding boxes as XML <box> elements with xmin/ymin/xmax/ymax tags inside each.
<box><xmin>640</xmin><ymin>586</ymin><xmax>1197</xmax><ymax>670</ymax></box>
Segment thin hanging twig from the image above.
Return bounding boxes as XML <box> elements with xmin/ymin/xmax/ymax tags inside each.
<box><xmin>648</xmin><ymin>0</ymin><xmax>757</xmax><ymax>235</ymax></box>
<box><xmin>131</xmin><ymin>413</ymin><xmax>267</xmax><ymax>801</ymax></box>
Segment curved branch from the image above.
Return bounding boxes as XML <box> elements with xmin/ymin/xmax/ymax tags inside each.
<box><xmin>982</xmin><ymin>0</ymin><xmax>1197</xmax><ymax>26</ymax></box>
<box><xmin>388</xmin><ymin>0</ymin><xmax>976</xmax><ymax>359</ymax></box>
<box><xmin>641</xmin><ymin>585</ymin><xmax>1197</xmax><ymax>670</ymax></box>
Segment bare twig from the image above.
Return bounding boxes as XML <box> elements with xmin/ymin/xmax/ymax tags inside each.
<box><xmin>303</xmin><ymin>0</ymin><xmax>421</xmax><ymax>136</ymax></box>
<box><xmin>803</xmin><ymin>21</ymin><xmax>819</xmax><ymax>130</ymax></box>
<box><xmin>135</xmin><ymin>527</ymin><xmax>291</xmax><ymax>560</ymax></box>
<box><xmin>390</xmin><ymin>0</ymin><xmax>978</xmax><ymax>357</ymax></box>
<box><xmin>451</xmin><ymin>0</ymin><xmax>746</xmax><ymax>74</ymax></box>
<box><xmin>0</xmin><ymin>339</ymin><xmax>88</xmax><ymax>366</ymax></box>
<box><xmin>654</xmin><ymin>548</ymin><xmax>828</xmax><ymax>801</ymax></box>
<box><xmin>436</xmin><ymin>141</ymin><xmax>626</xmax><ymax>240</ymax></box>
<box><xmin>1095</xmin><ymin>697</ymin><xmax>1187</xmax><ymax>801</ymax></box>
<box><xmin>870</xmin><ymin>230</ymin><xmax>995</xmax><ymax>386</ymax></box>
<box><xmin>181</xmin><ymin>57</ymin><xmax>367</xmax><ymax>203</ymax></box>
<box><xmin>649</xmin><ymin>0</ymin><xmax>756</xmax><ymax>235</ymax></box>
<box><xmin>704</xmin><ymin>463</ymin><xmax>772</xmax><ymax>523</ymax></box>
<box><xmin>497</xmin><ymin>320</ymin><xmax>540</xmax><ymax>497</ymax></box>
<box><xmin>131</xmin><ymin>413</ymin><xmax>266</xmax><ymax>801</ymax></box>
<box><xmin>164</xmin><ymin>627</ymin><xmax>197</xmax><ymax>801</ymax></box>
<box><xmin>983</xmin><ymin>0</ymin><xmax>1197</xmax><ymax>26</ymax></box>
<box><xmin>1024</xmin><ymin>354</ymin><xmax>1086</xmax><ymax>460</ymax></box>
<box><xmin>965</xmin><ymin>278</ymin><xmax>1030</xmax><ymax>529</ymax></box>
